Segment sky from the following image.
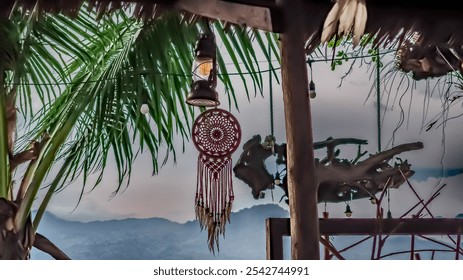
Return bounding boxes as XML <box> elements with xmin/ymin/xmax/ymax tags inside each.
<box><xmin>34</xmin><ymin>48</ymin><xmax>463</xmax><ymax>224</ymax></box>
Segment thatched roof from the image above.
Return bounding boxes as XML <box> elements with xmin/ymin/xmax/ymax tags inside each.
<box><xmin>3</xmin><ymin>0</ymin><xmax>463</xmax><ymax>79</ymax></box>
<box><xmin>0</xmin><ymin>1</ymin><xmax>175</xmax><ymax>19</ymax></box>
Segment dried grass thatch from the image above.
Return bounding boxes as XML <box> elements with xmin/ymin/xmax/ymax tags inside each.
<box><xmin>0</xmin><ymin>0</ymin><xmax>175</xmax><ymax>20</ymax></box>
<box><xmin>313</xmin><ymin>0</ymin><xmax>463</xmax><ymax>79</ymax></box>
<box><xmin>2</xmin><ymin>0</ymin><xmax>463</xmax><ymax>79</ymax></box>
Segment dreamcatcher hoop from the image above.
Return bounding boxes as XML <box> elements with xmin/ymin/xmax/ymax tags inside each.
<box><xmin>192</xmin><ymin>108</ymin><xmax>241</xmax><ymax>252</ymax></box>
<box><xmin>192</xmin><ymin>108</ymin><xmax>241</xmax><ymax>157</ymax></box>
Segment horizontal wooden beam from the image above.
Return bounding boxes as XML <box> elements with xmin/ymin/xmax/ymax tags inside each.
<box><xmin>175</xmin><ymin>0</ymin><xmax>273</xmax><ymax>31</ymax></box>
<box><xmin>323</xmin><ymin>218</ymin><xmax>463</xmax><ymax>235</ymax></box>
<box><xmin>267</xmin><ymin>217</ymin><xmax>463</xmax><ymax>259</ymax></box>
<box><xmin>268</xmin><ymin>217</ymin><xmax>463</xmax><ymax>236</ymax></box>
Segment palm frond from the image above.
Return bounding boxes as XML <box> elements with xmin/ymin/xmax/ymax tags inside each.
<box><xmin>7</xmin><ymin>7</ymin><xmax>280</xmax><ymax>227</ymax></box>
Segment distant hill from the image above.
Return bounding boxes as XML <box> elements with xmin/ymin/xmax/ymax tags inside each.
<box><xmin>31</xmin><ymin>204</ymin><xmax>459</xmax><ymax>260</ymax></box>
<box><xmin>32</xmin><ymin>203</ymin><xmax>289</xmax><ymax>260</ymax></box>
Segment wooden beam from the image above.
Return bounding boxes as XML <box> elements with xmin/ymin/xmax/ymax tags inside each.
<box><xmin>175</xmin><ymin>0</ymin><xmax>273</xmax><ymax>31</ymax></box>
<box><xmin>268</xmin><ymin>217</ymin><xmax>463</xmax><ymax>236</ymax></box>
<box><xmin>277</xmin><ymin>0</ymin><xmax>320</xmax><ymax>260</ymax></box>
<box><xmin>267</xmin><ymin>217</ymin><xmax>463</xmax><ymax>260</ymax></box>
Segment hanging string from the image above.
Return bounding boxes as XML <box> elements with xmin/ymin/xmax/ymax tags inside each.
<box><xmin>375</xmin><ymin>50</ymin><xmax>393</xmax><ymax>218</ymax></box>
<box><xmin>386</xmin><ymin>190</ymin><xmax>393</xmax><ymax>219</ymax></box>
<box><xmin>268</xmin><ymin>44</ymin><xmax>277</xmax><ymax>202</ymax></box>
<box><xmin>308</xmin><ymin>60</ymin><xmax>314</xmax><ymax>81</ymax></box>
<box><xmin>376</xmin><ymin>51</ymin><xmax>382</xmax><ymax>153</ymax></box>
<box><xmin>268</xmin><ymin>44</ymin><xmax>274</xmax><ymax>137</ymax></box>
<box><xmin>387</xmin><ymin>189</ymin><xmax>392</xmax><ymax>217</ymax></box>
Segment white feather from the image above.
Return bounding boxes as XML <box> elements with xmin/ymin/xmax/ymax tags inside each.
<box><xmin>338</xmin><ymin>0</ymin><xmax>358</xmax><ymax>36</ymax></box>
<box><xmin>353</xmin><ymin>0</ymin><xmax>367</xmax><ymax>47</ymax></box>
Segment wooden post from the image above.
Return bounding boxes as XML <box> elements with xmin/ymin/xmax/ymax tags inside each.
<box><xmin>455</xmin><ymin>235</ymin><xmax>461</xmax><ymax>260</ymax></box>
<box><xmin>277</xmin><ymin>0</ymin><xmax>320</xmax><ymax>260</ymax></box>
<box><xmin>266</xmin><ymin>218</ymin><xmax>289</xmax><ymax>260</ymax></box>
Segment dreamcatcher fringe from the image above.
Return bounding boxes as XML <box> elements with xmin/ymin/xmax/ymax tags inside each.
<box><xmin>195</xmin><ymin>155</ymin><xmax>234</xmax><ymax>253</ymax></box>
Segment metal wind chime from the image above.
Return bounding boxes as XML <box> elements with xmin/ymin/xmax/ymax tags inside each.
<box><xmin>186</xmin><ymin>32</ymin><xmax>241</xmax><ymax>252</ymax></box>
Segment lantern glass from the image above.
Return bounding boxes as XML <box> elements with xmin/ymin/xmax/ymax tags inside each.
<box><xmin>192</xmin><ymin>57</ymin><xmax>214</xmax><ymax>82</ymax></box>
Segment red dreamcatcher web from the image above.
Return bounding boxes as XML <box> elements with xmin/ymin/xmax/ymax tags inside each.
<box><xmin>192</xmin><ymin>108</ymin><xmax>241</xmax><ymax>252</ymax></box>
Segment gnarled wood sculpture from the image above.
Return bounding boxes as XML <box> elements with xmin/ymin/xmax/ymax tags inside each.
<box><xmin>233</xmin><ymin>135</ymin><xmax>423</xmax><ymax>204</ymax></box>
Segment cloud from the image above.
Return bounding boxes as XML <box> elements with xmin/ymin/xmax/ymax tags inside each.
<box><xmin>41</xmin><ymin>52</ymin><xmax>463</xmax><ymax>223</ymax></box>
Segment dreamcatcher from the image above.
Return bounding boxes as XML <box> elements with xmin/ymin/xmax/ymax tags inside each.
<box><xmin>192</xmin><ymin>108</ymin><xmax>241</xmax><ymax>252</ymax></box>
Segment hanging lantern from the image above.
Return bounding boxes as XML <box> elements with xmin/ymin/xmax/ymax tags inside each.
<box><xmin>186</xmin><ymin>33</ymin><xmax>220</xmax><ymax>107</ymax></box>
<box><xmin>192</xmin><ymin>108</ymin><xmax>241</xmax><ymax>252</ymax></box>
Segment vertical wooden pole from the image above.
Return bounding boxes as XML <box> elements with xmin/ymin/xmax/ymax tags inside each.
<box><xmin>266</xmin><ymin>218</ymin><xmax>284</xmax><ymax>260</ymax></box>
<box><xmin>455</xmin><ymin>234</ymin><xmax>461</xmax><ymax>260</ymax></box>
<box><xmin>277</xmin><ymin>0</ymin><xmax>320</xmax><ymax>260</ymax></box>
<box><xmin>410</xmin><ymin>234</ymin><xmax>415</xmax><ymax>260</ymax></box>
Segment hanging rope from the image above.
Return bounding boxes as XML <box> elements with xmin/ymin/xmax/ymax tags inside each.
<box><xmin>375</xmin><ymin>50</ymin><xmax>393</xmax><ymax>218</ymax></box>
<box><xmin>308</xmin><ymin>60</ymin><xmax>313</xmax><ymax>81</ymax></box>
<box><xmin>268</xmin><ymin>44</ymin><xmax>274</xmax><ymax>137</ymax></box>
<box><xmin>376</xmin><ymin>51</ymin><xmax>382</xmax><ymax>153</ymax></box>
<box><xmin>268</xmin><ymin>44</ymin><xmax>276</xmax><ymax>202</ymax></box>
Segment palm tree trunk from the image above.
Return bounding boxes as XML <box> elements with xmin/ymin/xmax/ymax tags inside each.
<box><xmin>0</xmin><ymin>63</ymin><xmax>31</xmax><ymax>259</ymax></box>
<box><xmin>0</xmin><ymin>198</ymin><xmax>71</xmax><ymax>260</ymax></box>
<box><xmin>0</xmin><ymin>198</ymin><xmax>34</xmax><ymax>259</ymax></box>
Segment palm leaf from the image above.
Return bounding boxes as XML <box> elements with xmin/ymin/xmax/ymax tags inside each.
<box><xmin>8</xmin><ymin>7</ymin><xmax>280</xmax><ymax>229</ymax></box>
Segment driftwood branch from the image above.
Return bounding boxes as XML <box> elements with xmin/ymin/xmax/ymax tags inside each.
<box><xmin>233</xmin><ymin>135</ymin><xmax>424</xmax><ymax>204</ymax></box>
<box><xmin>358</xmin><ymin>142</ymin><xmax>424</xmax><ymax>170</ymax></box>
<box><xmin>33</xmin><ymin>233</ymin><xmax>71</xmax><ymax>260</ymax></box>
<box><xmin>233</xmin><ymin>135</ymin><xmax>273</xmax><ymax>199</ymax></box>
<box><xmin>315</xmin><ymin>137</ymin><xmax>368</xmax><ymax>164</ymax></box>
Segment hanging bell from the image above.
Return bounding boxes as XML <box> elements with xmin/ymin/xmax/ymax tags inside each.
<box><xmin>273</xmin><ymin>171</ymin><xmax>281</xmax><ymax>186</ymax></box>
<box><xmin>344</xmin><ymin>204</ymin><xmax>353</xmax><ymax>217</ymax></box>
<box><xmin>387</xmin><ymin>210</ymin><xmax>393</xmax><ymax>219</ymax></box>
<box><xmin>309</xmin><ymin>80</ymin><xmax>316</xmax><ymax>99</ymax></box>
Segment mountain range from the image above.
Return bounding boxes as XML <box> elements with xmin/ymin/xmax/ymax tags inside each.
<box><xmin>31</xmin><ymin>203</ymin><xmax>460</xmax><ymax>260</ymax></box>
<box><xmin>32</xmin><ymin>203</ymin><xmax>289</xmax><ymax>260</ymax></box>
